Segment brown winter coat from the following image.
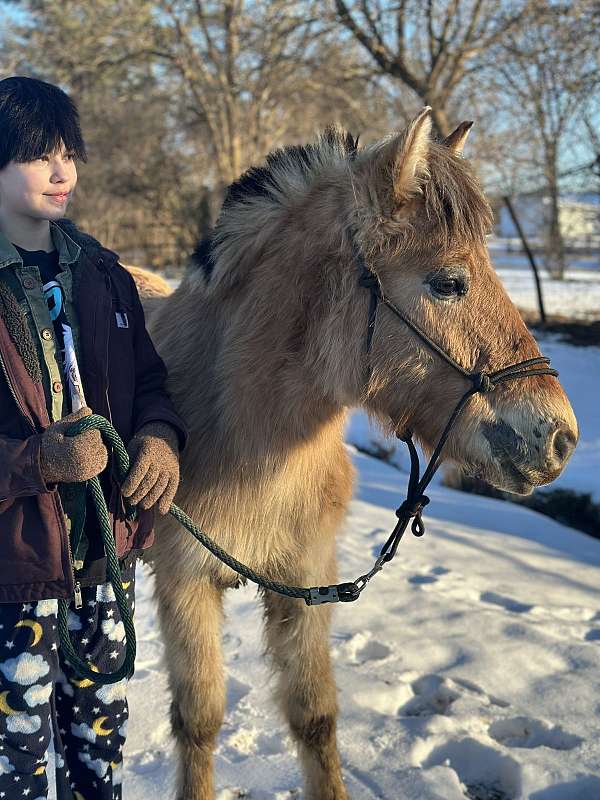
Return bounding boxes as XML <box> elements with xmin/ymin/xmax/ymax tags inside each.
<box><xmin>0</xmin><ymin>220</ymin><xmax>187</xmax><ymax>603</ymax></box>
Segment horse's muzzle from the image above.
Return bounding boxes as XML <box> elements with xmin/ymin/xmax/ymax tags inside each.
<box><xmin>480</xmin><ymin>417</ymin><xmax>578</xmax><ymax>495</ymax></box>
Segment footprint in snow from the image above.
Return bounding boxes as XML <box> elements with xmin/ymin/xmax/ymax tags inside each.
<box><xmin>127</xmin><ymin>747</ymin><xmax>169</xmax><ymax>775</ymax></box>
<box><xmin>488</xmin><ymin>716</ymin><xmax>582</xmax><ymax>750</ymax></box>
<box><xmin>222</xmin><ymin>726</ymin><xmax>288</xmax><ymax>762</ymax></box>
<box><xmin>407</xmin><ymin>565</ymin><xmax>451</xmax><ymax>586</ymax></box>
<box><xmin>480</xmin><ymin>591</ymin><xmax>534</xmax><ymax>614</ymax></box>
<box><xmin>419</xmin><ymin>737</ymin><xmax>522</xmax><ymax>800</ymax></box>
<box><xmin>337</xmin><ymin>632</ymin><xmax>392</xmax><ymax>664</ymax></box>
<box><xmin>408</xmin><ymin>574</ymin><xmax>438</xmax><ymax>585</ymax></box>
<box><xmin>527</xmin><ymin>776</ymin><xmax>600</xmax><ymax>799</ymax></box>
<box><xmin>400</xmin><ymin>674</ymin><xmax>460</xmax><ymax>717</ymax></box>
<box><xmin>356</xmin><ymin>639</ymin><xmax>392</xmax><ymax>662</ymax></box>
<box><xmin>223</xmin><ymin>632</ymin><xmax>242</xmax><ymax>649</ymax></box>
<box><xmin>465</xmin><ymin>783</ymin><xmax>513</xmax><ymax>800</ymax></box>
<box><xmin>400</xmin><ymin>674</ymin><xmax>509</xmax><ymax>717</ymax></box>
<box><xmin>228</xmin><ymin>676</ymin><xmax>251</xmax><ymax>703</ymax></box>
<box><xmin>452</xmin><ymin>677</ymin><xmax>509</xmax><ymax>708</ymax></box>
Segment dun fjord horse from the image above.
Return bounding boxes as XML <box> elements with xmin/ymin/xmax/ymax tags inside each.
<box><xmin>136</xmin><ymin>109</ymin><xmax>577</xmax><ymax>799</ymax></box>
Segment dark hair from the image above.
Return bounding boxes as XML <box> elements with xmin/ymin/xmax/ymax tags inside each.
<box><xmin>0</xmin><ymin>76</ymin><xmax>87</xmax><ymax>169</ymax></box>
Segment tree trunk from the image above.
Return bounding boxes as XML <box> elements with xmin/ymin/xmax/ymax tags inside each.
<box><xmin>544</xmin><ymin>156</ymin><xmax>566</xmax><ymax>280</ymax></box>
<box><xmin>427</xmin><ymin>103</ymin><xmax>451</xmax><ymax>139</ymax></box>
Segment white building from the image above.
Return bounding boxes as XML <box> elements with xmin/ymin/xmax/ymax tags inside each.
<box><xmin>496</xmin><ymin>192</ymin><xmax>599</xmax><ymax>244</ymax></box>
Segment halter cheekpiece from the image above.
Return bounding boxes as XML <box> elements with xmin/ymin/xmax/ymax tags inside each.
<box><xmin>312</xmin><ymin>233</ymin><xmax>558</xmax><ymax>605</ymax></box>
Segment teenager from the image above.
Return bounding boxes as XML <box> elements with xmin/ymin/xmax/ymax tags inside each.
<box><xmin>0</xmin><ymin>75</ymin><xmax>187</xmax><ymax>799</ymax></box>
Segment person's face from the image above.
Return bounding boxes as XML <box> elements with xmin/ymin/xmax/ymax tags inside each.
<box><xmin>0</xmin><ymin>142</ymin><xmax>78</xmax><ymax>222</ymax></box>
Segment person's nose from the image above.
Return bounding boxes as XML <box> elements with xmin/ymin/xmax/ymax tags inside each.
<box><xmin>50</xmin><ymin>158</ymin><xmax>70</xmax><ymax>183</ymax></box>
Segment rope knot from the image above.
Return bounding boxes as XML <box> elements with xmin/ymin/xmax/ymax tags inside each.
<box><xmin>396</xmin><ymin>495</ymin><xmax>430</xmax><ymax>537</ymax></box>
<box><xmin>473</xmin><ymin>372</ymin><xmax>494</xmax><ymax>393</ymax></box>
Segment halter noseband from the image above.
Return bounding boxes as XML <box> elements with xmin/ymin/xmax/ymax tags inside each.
<box><xmin>331</xmin><ymin>235</ymin><xmax>558</xmax><ymax>601</ymax></box>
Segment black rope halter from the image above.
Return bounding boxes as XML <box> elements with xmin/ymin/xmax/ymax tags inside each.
<box><xmin>334</xmin><ymin>234</ymin><xmax>559</xmax><ymax>600</ymax></box>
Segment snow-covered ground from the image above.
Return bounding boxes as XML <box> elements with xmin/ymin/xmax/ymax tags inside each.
<box><xmin>495</xmin><ymin>267</ymin><xmax>600</xmax><ymax>321</ymax></box>
<box><xmin>120</xmin><ymin>445</ymin><xmax>600</xmax><ymax>800</ymax></box>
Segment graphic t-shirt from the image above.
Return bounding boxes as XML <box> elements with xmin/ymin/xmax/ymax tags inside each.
<box><xmin>15</xmin><ymin>245</ymin><xmax>86</xmax><ymax>413</ymax></box>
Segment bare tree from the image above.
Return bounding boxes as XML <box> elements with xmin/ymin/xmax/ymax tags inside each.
<box><xmin>154</xmin><ymin>1</ymin><xmax>386</xmax><ymax>191</ymax></box>
<box><xmin>486</xmin><ymin>1</ymin><xmax>600</xmax><ymax>278</ymax></box>
<box><xmin>2</xmin><ymin>0</ymin><xmax>207</xmax><ymax>266</ymax></box>
<box><xmin>332</xmin><ymin>0</ymin><xmax>537</xmax><ymax>137</ymax></box>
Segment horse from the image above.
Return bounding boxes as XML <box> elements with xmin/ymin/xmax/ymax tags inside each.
<box><xmin>134</xmin><ymin>109</ymin><xmax>578</xmax><ymax>799</ymax></box>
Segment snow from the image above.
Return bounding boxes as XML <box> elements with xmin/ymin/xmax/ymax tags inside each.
<box><xmin>118</xmin><ymin>444</ymin><xmax>600</xmax><ymax>800</ymax></box>
<box><xmin>494</xmin><ymin>267</ymin><xmax>600</xmax><ymax>321</ymax></box>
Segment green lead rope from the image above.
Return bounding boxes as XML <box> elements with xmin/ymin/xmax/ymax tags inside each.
<box><xmin>56</xmin><ymin>414</ymin><xmax>312</xmax><ymax>687</ymax></box>
<box><xmin>57</xmin><ymin>415</ymin><xmax>138</xmax><ymax>685</ymax></box>
<box><xmin>57</xmin><ymin>413</ymin><xmax>371</xmax><ymax>686</ymax></box>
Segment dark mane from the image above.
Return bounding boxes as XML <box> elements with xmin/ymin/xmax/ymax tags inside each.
<box><xmin>190</xmin><ymin>127</ymin><xmax>359</xmax><ymax>280</ymax></box>
<box><xmin>191</xmin><ymin>235</ymin><xmax>216</xmax><ymax>280</ymax></box>
<box><xmin>221</xmin><ymin>127</ymin><xmax>359</xmax><ymax>211</ymax></box>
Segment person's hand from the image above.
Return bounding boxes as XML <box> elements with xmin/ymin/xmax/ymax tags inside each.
<box><xmin>121</xmin><ymin>422</ymin><xmax>180</xmax><ymax>514</ymax></box>
<box><xmin>40</xmin><ymin>407</ymin><xmax>108</xmax><ymax>484</ymax></box>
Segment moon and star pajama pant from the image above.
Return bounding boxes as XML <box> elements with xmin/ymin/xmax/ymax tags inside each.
<box><xmin>0</xmin><ymin>564</ymin><xmax>135</xmax><ymax>800</ymax></box>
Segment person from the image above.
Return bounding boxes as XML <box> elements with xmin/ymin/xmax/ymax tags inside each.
<box><xmin>0</xmin><ymin>76</ymin><xmax>187</xmax><ymax>799</ymax></box>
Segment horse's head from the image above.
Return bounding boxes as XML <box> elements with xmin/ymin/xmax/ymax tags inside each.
<box><xmin>349</xmin><ymin>109</ymin><xmax>577</xmax><ymax>494</ymax></box>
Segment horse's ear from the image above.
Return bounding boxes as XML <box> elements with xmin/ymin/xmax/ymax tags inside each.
<box><xmin>442</xmin><ymin>121</ymin><xmax>474</xmax><ymax>154</ymax></box>
<box><xmin>367</xmin><ymin>107</ymin><xmax>432</xmax><ymax>214</ymax></box>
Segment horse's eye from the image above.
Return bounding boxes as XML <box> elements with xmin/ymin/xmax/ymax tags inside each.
<box><xmin>434</xmin><ymin>279</ymin><xmax>458</xmax><ymax>294</ymax></box>
<box><xmin>428</xmin><ymin>275</ymin><xmax>467</xmax><ymax>299</ymax></box>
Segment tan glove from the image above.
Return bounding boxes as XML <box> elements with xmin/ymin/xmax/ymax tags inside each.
<box><xmin>121</xmin><ymin>422</ymin><xmax>180</xmax><ymax>515</ymax></box>
<box><xmin>40</xmin><ymin>407</ymin><xmax>108</xmax><ymax>484</ymax></box>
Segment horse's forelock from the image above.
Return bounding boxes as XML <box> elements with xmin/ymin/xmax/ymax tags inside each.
<box><xmin>422</xmin><ymin>142</ymin><xmax>493</xmax><ymax>245</ymax></box>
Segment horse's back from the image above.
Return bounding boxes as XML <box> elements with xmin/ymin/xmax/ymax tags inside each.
<box><xmin>122</xmin><ymin>263</ymin><xmax>173</xmax><ymax>321</ymax></box>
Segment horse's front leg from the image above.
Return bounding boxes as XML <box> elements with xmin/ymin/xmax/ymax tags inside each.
<box><xmin>156</xmin><ymin>576</ymin><xmax>226</xmax><ymax>800</ymax></box>
<box><xmin>263</xmin><ymin>545</ymin><xmax>349</xmax><ymax>800</ymax></box>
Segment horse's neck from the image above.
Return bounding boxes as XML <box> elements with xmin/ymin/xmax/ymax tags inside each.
<box><xmin>154</xmin><ymin>271</ymin><xmax>352</xmax><ymax>479</ymax></box>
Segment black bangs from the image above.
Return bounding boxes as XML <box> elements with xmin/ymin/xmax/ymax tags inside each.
<box><xmin>0</xmin><ymin>76</ymin><xmax>87</xmax><ymax>169</ymax></box>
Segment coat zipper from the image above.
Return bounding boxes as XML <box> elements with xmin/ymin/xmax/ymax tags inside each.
<box><xmin>103</xmin><ymin>271</ymin><xmax>114</xmax><ymax>425</ymax></box>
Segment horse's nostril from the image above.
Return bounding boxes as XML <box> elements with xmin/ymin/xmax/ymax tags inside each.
<box><xmin>551</xmin><ymin>425</ymin><xmax>577</xmax><ymax>464</ymax></box>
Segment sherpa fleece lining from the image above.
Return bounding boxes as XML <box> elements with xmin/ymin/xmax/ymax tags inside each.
<box><xmin>0</xmin><ymin>281</ymin><xmax>42</xmax><ymax>383</ymax></box>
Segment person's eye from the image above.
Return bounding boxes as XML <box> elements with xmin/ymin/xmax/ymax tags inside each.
<box><xmin>36</xmin><ymin>155</ymin><xmax>50</xmax><ymax>163</ymax></box>
<box><xmin>63</xmin><ymin>152</ymin><xmax>75</xmax><ymax>161</ymax></box>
